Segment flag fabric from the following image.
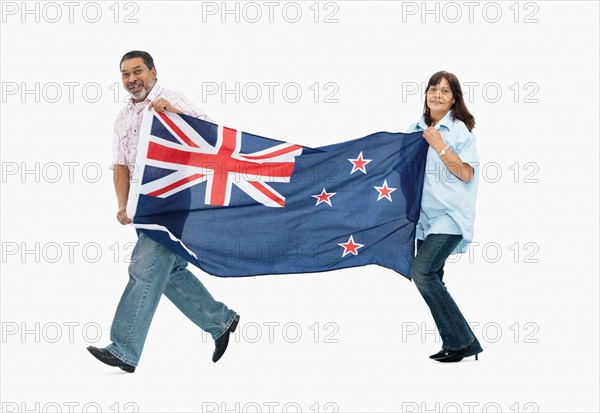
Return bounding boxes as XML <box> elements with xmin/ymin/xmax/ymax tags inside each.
<box><xmin>127</xmin><ymin>110</ymin><xmax>428</xmax><ymax>279</ymax></box>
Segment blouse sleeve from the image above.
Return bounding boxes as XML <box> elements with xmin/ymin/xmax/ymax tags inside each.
<box><xmin>454</xmin><ymin>123</ymin><xmax>479</xmax><ymax>166</ymax></box>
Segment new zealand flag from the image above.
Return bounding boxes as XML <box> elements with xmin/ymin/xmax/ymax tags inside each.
<box><xmin>127</xmin><ymin>110</ymin><xmax>428</xmax><ymax>279</ymax></box>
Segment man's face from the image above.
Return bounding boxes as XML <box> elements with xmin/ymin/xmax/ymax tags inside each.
<box><xmin>120</xmin><ymin>57</ymin><xmax>157</xmax><ymax>101</ymax></box>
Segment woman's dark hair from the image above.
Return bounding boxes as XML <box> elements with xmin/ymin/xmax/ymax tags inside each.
<box><xmin>423</xmin><ymin>71</ymin><xmax>475</xmax><ymax>131</ymax></box>
<box><xmin>119</xmin><ymin>50</ymin><xmax>155</xmax><ymax>71</ymax></box>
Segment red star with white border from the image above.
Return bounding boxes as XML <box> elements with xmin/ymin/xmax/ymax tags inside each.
<box><xmin>338</xmin><ymin>235</ymin><xmax>365</xmax><ymax>257</ymax></box>
<box><xmin>374</xmin><ymin>179</ymin><xmax>397</xmax><ymax>202</ymax></box>
<box><xmin>312</xmin><ymin>188</ymin><xmax>336</xmax><ymax>207</ymax></box>
<box><xmin>348</xmin><ymin>151</ymin><xmax>372</xmax><ymax>174</ymax></box>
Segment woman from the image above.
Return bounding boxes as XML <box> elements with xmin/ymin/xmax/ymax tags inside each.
<box><xmin>407</xmin><ymin>71</ymin><xmax>483</xmax><ymax>362</ymax></box>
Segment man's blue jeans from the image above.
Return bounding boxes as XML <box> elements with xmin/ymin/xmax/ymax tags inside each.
<box><xmin>411</xmin><ymin>234</ymin><xmax>482</xmax><ymax>354</ymax></box>
<box><xmin>106</xmin><ymin>232</ymin><xmax>237</xmax><ymax>366</ymax></box>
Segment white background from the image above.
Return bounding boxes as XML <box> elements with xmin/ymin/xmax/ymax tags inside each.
<box><xmin>1</xmin><ymin>1</ymin><xmax>598</xmax><ymax>412</ymax></box>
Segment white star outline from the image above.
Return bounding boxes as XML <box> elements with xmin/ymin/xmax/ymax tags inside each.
<box><xmin>374</xmin><ymin>179</ymin><xmax>397</xmax><ymax>202</ymax></box>
<box><xmin>348</xmin><ymin>151</ymin><xmax>372</xmax><ymax>174</ymax></box>
<box><xmin>311</xmin><ymin>188</ymin><xmax>337</xmax><ymax>207</ymax></box>
<box><xmin>337</xmin><ymin>235</ymin><xmax>365</xmax><ymax>257</ymax></box>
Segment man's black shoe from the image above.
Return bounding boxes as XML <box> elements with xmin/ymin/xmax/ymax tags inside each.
<box><xmin>212</xmin><ymin>314</ymin><xmax>240</xmax><ymax>363</ymax></box>
<box><xmin>430</xmin><ymin>348</ymin><xmax>467</xmax><ymax>363</ymax></box>
<box><xmin>86</xmin><ymin>346</ymin><xmax>136</xmax><ymax>373</ymax></box>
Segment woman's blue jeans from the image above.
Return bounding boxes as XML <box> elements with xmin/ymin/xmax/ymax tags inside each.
<box><xmin>411</xmin><ymin>234</ymin><xmax>482</xmax><ymax>354</ymax></box>
<box><xmin>106</xmin><ymin>232</ymin><xmax>237</xmax><ymax>366</ymax></box>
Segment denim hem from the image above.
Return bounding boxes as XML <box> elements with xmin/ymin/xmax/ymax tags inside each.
<box><xmin>215</xmin><ymin>312</ymin><xmax>238</xmax><ymax>340</ymax></box>
<box><xmin>106</xmin><ymin>346</ymin><xmax>138</xmax><ymax>367</ymax></box>
<box><xmin>166</xmin><ymin>279</ymin><xmax>233</xmax><ymax>339</ymax></box>
<box><xmin>442</xmin><ymin>337</ymin><xmax>474</xmax><ymax>351</ymax></box>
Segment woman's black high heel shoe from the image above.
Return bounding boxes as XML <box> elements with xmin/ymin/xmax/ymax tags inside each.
<box><xmin>430</xmin><ymin>348</ymin><xmax>480</xmax><ymax>362</ymax></box>
<box><xmin>431</xmin><ymin>348</ymin><xmax>467</xmax><ymax>362</ymax></box>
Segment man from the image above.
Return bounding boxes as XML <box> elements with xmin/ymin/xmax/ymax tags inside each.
<box><xmin>87</xmin><ymin>51</ymin><xmax>239</xmax><ymax>373</ymax></box>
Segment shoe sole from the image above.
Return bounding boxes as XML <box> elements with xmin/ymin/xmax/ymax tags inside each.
<box><xmin>437</xmin><ymin>356</ymin><xmax>464</xmax><ymax>363</ymax></box>
<box><xmin>432</xmin><ymin>350</ymin><xmax>467</xmax><ymax>362</ymax></box>
<box><xmin>437</xmin><ymin>353</ymin><xmax>480</xmax><ymax>363</ymax></box>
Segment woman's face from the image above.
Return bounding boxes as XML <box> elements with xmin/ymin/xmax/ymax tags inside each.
<box><xmin>426</xmin><ymin>77</ymin><xmax>456</xmax><ymax>115</ymax></box>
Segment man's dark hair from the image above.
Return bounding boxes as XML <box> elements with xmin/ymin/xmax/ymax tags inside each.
<box><xmin>119</xmin><ymin>50</ymin><xmax>155</xmax><ymax>70</ymax></box>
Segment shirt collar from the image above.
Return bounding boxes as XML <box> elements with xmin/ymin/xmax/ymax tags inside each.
<box><xmin>417</xmin><ymin>109</ymin><xmax>455</xmax><ymax>131</ymax></box>
<box><xmin>437</xmin><ymin>110</ymin><xmax>454</xmax><ymax>130</ymax></box>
